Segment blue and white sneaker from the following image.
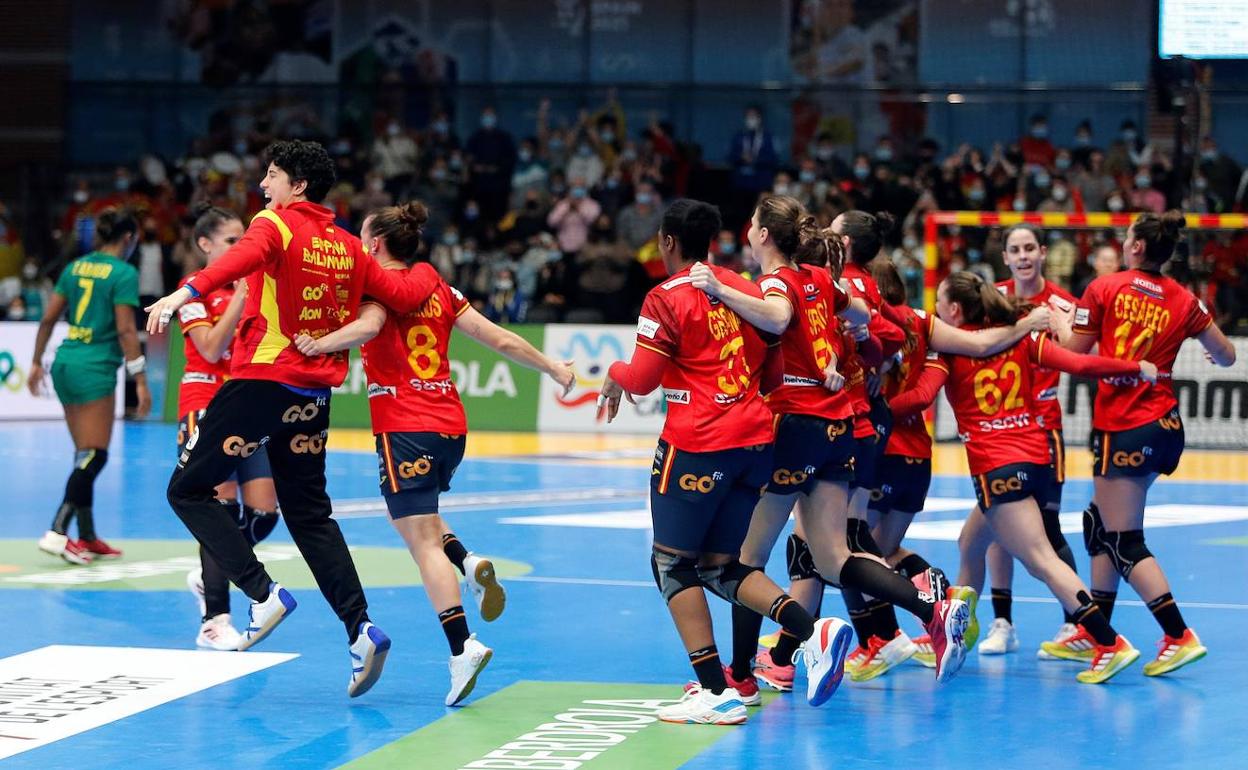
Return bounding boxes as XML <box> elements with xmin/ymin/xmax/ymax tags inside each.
<box><xmin>657</xmin><ymin>686</ymin><xmax>747</xmax><ymax>725</ymax></box>
<box><xmin>348</xmin><ymin>622</ymin><xmax>392</xmax><ymax>698</ymax></box>
<box><xmin>238</xmin><ymin>582</ymin><xmax>296</xmax><ymax>651</ymax></box>
<box><xmin>803</xmin><ymin>617</ymin><xmax>854</xmax><ymax>707</ymax></box>
<box><xmin>446</xmin><ymin>634</ymin><xmax>492</xmax><ymax>706</ymax></box>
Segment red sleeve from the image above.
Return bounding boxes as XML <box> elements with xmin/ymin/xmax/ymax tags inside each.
<box><xmin>1073</xmin><ymin>279</ymin><xmax>1104</xmax><ymax>336</ymax></box>
<box><xmin>635</xmin><ymin>291</ymin><xmax>679</xmax><ymax>359</ymax></box>
<box><xmin>608</xmin><ymin>345</ymin><xmax>668</xmax><ymax>396</ymax></box>
<box><xmin>868</xmin><ymin>309</ymin><xmax>905</xmax><ymax>359</ymax></box>
<box><xmin>830</xmin><ymin>280</ymin><xmax>850</xmax><ymax>313</ymax></box>
<box><xmin>1032</xmin><ymin>332</ymin><xmax>1140</xmax><ymax>377</ymax></box>
<box><xmin>760</xmin><ymin>342</ymin><xmax>784</xmax><ymax>395</ymax></box>
<box><xmin>186</xmin><ymin>217</ymin><xmax>280</xmax><ymax>296</ymax></box>
<box><xmin>858</xmin><ymin>330</ymin><xmax>883</xmax><ymax>370</ymax></box>
<box><xmin>1184</xmin><ymin>294</ymin><xmax>1214</xmax><ymax>338</ymax></box>
<box><xmin>449</xmin><ymin>284</ymin><xmax>471</xmax><ymax>317</ymax></box>
<box><xmin>365</xmin><ymin>261</ymin><xmax>439</xmax><ymax>314</ymax></box>
<box><xmin>889</xmin><ymin>361</ymin><xmax>949</xmax><ymax>419</ymax></box>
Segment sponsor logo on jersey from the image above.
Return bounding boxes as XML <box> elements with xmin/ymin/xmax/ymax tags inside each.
<box><xmin>367</xmin><ymin>383</ymin><xmax>397</xmax><ymax>399</ymax></box>
<box><xmin>636</xmin><ymin>315</ymin><xmax>661</xmax><ymax>340</ymax></box>
<box><xmin>663</xmin><ymin>389</ymin><xmax>690</xmax><ymax>404</ymax></box>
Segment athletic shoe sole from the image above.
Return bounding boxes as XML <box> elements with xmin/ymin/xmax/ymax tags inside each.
<box><xmin>237</xmin><ymin>588</ymin><xmax>297</xmax><ymax>652</ymax></box>
<box><xmin>348</xmin><ymin>625</ymin><xmax>392</xmax><ymax>698</ymax></box>
<box><xmin>447</xmin><ymin>648</ymin><xmax>493</xmax><ymax>706</ymax></box>
<box><xmin>1143</xmin><ymin>645</ymin><xmax>1207</xmax><ymax>677</ymax></box>
<box><xmin>935</xmin><ymin>600</ymin><xmax>969</xmax><ymax>684</ymax></box>
<box><xmin>659</xmin><ymin>704</ymin><xmax>747</xmax><ymax>725</ymax></box>
<box><xmin>1077</xmin><ymin>647</ymin><xmax>1141</xmax><ymax>684</ymax></box>
<box><xmin>808</xmin><ymin>620</ymin><xmax>854</xmax><ymax>707</ymax></box>
<box><xmin>474</xmin><ymin>559</ymin><xmax>506</xmax><ymax>622</ymax></box>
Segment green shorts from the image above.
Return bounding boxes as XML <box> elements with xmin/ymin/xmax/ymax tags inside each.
<box><xmin>51</xmin><ymin>357</ymin><xmax>119</xmax><ymax>405</ymax></box>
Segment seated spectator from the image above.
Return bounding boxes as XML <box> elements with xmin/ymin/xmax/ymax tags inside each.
<box><xmin>1130</xmin><ymin>166</ymin><xmax>1166</xmax><ymax>213</ymax></box>
<box><xmin>1020</xmin><ymin>114</ymin><xmax>1056</xmax><ymax>170</ymax></box>
<box><xmin>485</xmin><ymin>267</ymin><xmax>525</xmax><ymax>324</ymax></box>
<box><xmin>616</xmin><ymin>182</ymin><xmax>662</xmax><ymax>253</ymax></box>
<box><xmin>1037</xmin><ymin>176</ymin><xmax>1075</xmax><ymax>213</ymax></box>
<box><xmin>510</xmin><ymin>138</ymin><xmax>548</xmax><ymax>208</ymax></box>
<box><xmin>547</xmin><ymin>179</ymin><xmax>601</xmax><ymax>256</ymax></box>
<box><xmin>566</xmin><ymin>135</ymin><xmax>605</xmax><ymax>189</ymax></box>
<box><xmin>373</xmin><ymin>119</ymin><xmax>419</xmax><ymax>198</ymax></box>
<box><xmin>430</xmin><ymin>226</ymin><xmax>466</xmax><ymax>283</ymax></box>
<box><xmin>574</xmin><ymin>215</ymin><xmax>635</xmax><ymax>323</ymax></box>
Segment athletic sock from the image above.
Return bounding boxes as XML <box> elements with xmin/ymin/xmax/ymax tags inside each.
<box><xmin>842</xmin><ymin>588</ymin><xmax>872</xmax><ymax>644</ymax></box>
<box><xmin>730</xmin><ymin>604</ymin><xmax>764</xmax><ymax>681</ymax></box>
<box><xmin>894</xmin><ymin>553</ymin><xmax>932</xmax><ymax>580</ymax></box>
<box><xmin>76</xmin><ymin>507</ymin><xmax>97</xmax><ymax>542</ymax></box>
<box><xmin>690</xmin><ymin>645</ymin><xmax>727</xmax><ymax>694</ymax></box>
<box><xmin>438</xmin><ymin>605</ymin><xmax>470</xmax><ymax>656</ymax></box>
<box><xmin>771</xmin><ymin>630</ymin><xmax>801</xmax><ymax>667</ymax></box>
<box><xmin>841</xmin><ymin>556</ymin><xmax>935</xmax><ymax>625</ymax></box>
<box><xmin>768</xmin><ymin>594</ymin><xmax>815</xmax><ymax>642</ymax></box>
<box><xmin>50</xmin><ymin>502</ymin><xmax>75</xmax><ymax>536</ymax></box>
<box><xmin>1146</xmin><ymin>592</ymin><xmax>1187</xmax><ymax>639</ymax></box>
<box><xmin>1092</xmin><ymin>589</ymin><xmax>1118</xmax><ymax>623</ymax></box>
<box><xmin>990</xmin><ymin>588</ymin><xmax>1013</xmax><ymax>624</ymax></box>
<box><xmin>1072</xmin><ymin>591</ymin><xmax>1117</xmax><ymax>646</ymax></box>
<box><xmin>442</xmin><ymin>533</ymin><xmax>469</xmax><ymax>575</ymax></box>
<box><xmin>866</xmin><ymin>598</ymin><xmax>899</xmax><ymax>639</ymax></box>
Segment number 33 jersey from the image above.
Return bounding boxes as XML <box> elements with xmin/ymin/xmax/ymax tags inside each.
<box><xmin>361</xmin><ymin>272</ymin><xmax>471</xmax><ymax>435</ymax></box>
<box><xmin>1074</xmin><ymin>268</ymin><xmax>1212</xmax><ymax>433</ymax></box>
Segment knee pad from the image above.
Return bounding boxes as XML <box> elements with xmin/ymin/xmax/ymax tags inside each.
<box><xmin>240</xmin><ymin>505</ymin><xmax>280</xmax><ymax>546</ymax></box>
<box><xmin>650</xmin><ymin>549</ymin><xmax>702</xmax><ymax>603</ymax></box>
<box><xmin>786</xmin><ymin>533</ymin><xmax>821</xmax><ymax>582</ymax></box>
<box><xmin>74</xmin><ymin>448</ymin><xmax>109</xmax><ymax>479</ymax></box>
<box><xmin>846</xmin><ymin>518</ymin><xmax>883</xmax><ymax>558</ymax></box>
<box><xmin>1082</xmin><ymin>503</ymin><xmax>1108</xmax><ymax>557</ymax></box>
<box><xmin>1104</xmin><ymin>530</ymin><xmax>1151</xmax><ymax>579</ymax></box>
<box><xmin>699</xmin><ymin>559</ymin><xmax>759</xmax><ymax>605</ymax></box>
<box><xmin>1040</xmin><ymin>508</ymin><xmax>1069</xmax><ymax>554</ymax></box>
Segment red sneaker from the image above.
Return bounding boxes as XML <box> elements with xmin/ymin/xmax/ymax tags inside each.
<box><xmin>37</xmin><ymin>531</ymin><xmax>92</xmax><ymax>565</ymax></box>
<box><xmin>923</xmin><ymin>598</ymin><xmax>969</xmax><ymax>684</ymax></box>
<box><xmin>683</xmin><ymin>665</ymin><xmax>762</xmax><ymax>706</ymax></box>
<box><xmin>752</xmin><ymin>648</ymin><xmax>795</xmax><ymax>692</ymax></box>
<box><xmin>79</xmin><ymin>539</ymin><xmax>122</xmax><ymax>559</ymax></box>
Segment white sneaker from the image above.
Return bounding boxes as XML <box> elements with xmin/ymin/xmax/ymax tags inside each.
<box><xmin>657</xmin><ymin>686</ymin><xmax>746</xmax><ymax>725</ymax></box>
<box><xmin>238</xmin><ymin>582</ymin><xmax>297</xmax><ymax>651</ymax></box>
<box><xmin>38</xmin><ymin>531</ymin><xmax>91</xmax><ymax>565</ymax></box>
<box><xmin>446</xmin><ymin>634</ymin><xmax>493</xmax><ymax>706</ymax></box>
<box><xmin>348</xmin><ymin>622</ymin><xmax>391</xmax><ymax>698</ymax></box>
<box><xmin>196</xmin><ymin>614</ymin><xmax>243</xmax><ymax>651</ymax></box>
<box><xmin>1037</xmin><ymin>622</ymin><xmax>1079</xmax><ymax>660</ymax></box>
<box><xmin>463</xmin><ymin>554</ymin><xmax>506</xmax><ymax>622</ymax></box>
<box><xmin>803</xmin><ymin>617</ymin><xmax>854</xmax><ymax>707</ymax></box>
<box><xmin>978</xmin><ymin>618</ymin><xmax>1020</xmax><ymax>655</ymax></box>
<box><xmin>187</xmin><ymin>568</ymin><xmax>206</xmax><ymax>619</ymax></box>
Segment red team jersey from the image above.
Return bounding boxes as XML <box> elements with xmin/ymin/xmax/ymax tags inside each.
<box><xmin>176</xmin><ymin>278</ymin><xmax>237</xmax><ymax>415</ymax></box>
<box><xmin>840</xmin><ymin>262</ymin><xmax>904</xmax><ymax>436</ymax></box>
<box><xmin>996</xmin><ymin>279</ymin><xmax>1076</xmax><ymax>430</ymax></box>
<box><xmin>1073</xmin><ymin>269</ymin><xmax>1213</xmax><ymax>432</ymax></box>
<box><xmin>883</xmin><ymin>306</ymin><xmax>945</xmax><ymax>459</ymax></box>
<box><xmin>758</xmin><ymin>264</ymin><xmax>853</xmax><ymax>420</ymax></box>
<box><xmin>360</xmin><ymin>273</ymin><xmax>472</xmax><ymax>435</ymax></box>
<box><xmin>634</xmin><ymin>264</ymin><xmax>775</xmax><ymax>452</ymax></box>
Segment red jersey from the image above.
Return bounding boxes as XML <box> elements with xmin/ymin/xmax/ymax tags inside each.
<box><xmin>176</xmin><ymin>277</ymin><xmax>236</xmax><ymax>415</ymax></box>
<box><xmin>361</xmin><ymin>273</ymin><xmax>471</xmax><ymax>435</ymax></box>
<box><xmin>759</xmin><ymin>264</ymin><xmax>853</xmax><ymax>420</ymax></box>
<box><xmin>1073</xmin><ymin>269</ymin><xmax>1213</xmax><ymax>431</ymax></box>
<box><xmin>840</xmin><ymin>262</ymin><xmax>904</xmax><ymax>433</ymax></box>
<box><xmin>185</xmin><ymin>202</ymin><xmax>438</xmax><ymax>389</ymax></box>
<box><xmin>996</xmin><ymin>279</ymin><xmax>1076</xmax><ymax>430</ymax></box>
<box><xmin>883</xmin><ymin>307</ymin><xmax>945</xmax><ymax>459</ymax></box>
<box><xmin>633</xmin><ymin>264</ymin><xmax>774</xmax><ymax>452</ymax></box>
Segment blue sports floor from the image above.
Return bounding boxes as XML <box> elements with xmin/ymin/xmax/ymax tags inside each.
<box><xmin>6</xmin><ymin>420</ymin><xmax>1248</xmax><ymax>769</ymax></box>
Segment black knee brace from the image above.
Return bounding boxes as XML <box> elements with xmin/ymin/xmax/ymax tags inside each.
<box><xmin>699</xmin><ymin>559</ymin><xmax>759</xmax><ymax>605</ymax></box>
<box><xmin>1103</xmin><ymin>530</ymin><xmax>1152</xmax><ymax>579</ymax></box>
<box><xmin>650</xmin><ymin>548</ymin><xmax>702</xmax><ymax>603</ymax></box>
<box><xmin>240</xmin><ymin>505</ymin><xmax>280</xmax><ymax>545</ymax></box>
<box><xmin>786</xmin><ymin>533</ymin><xmax>820</xmax><ymax>582</ymax></box>
<box><xmin>847</xmin><ymin>517</ymin><xmax>884</xmax><ymax>557</ymax></box>
<box><xmin>1082</xmin><ymin>502</ymin><xmax>1108</xmax><ymax>557</ymax></box>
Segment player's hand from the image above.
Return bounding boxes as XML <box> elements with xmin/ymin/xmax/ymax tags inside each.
<box><xmin>27</xmin><ymin>362</ymin><xmax>45</xmax><ymax>397</ymax></box>
<box><xmin>1138</xmin><ymin>360</ymin><xmax>1159</xmax><ymax>384</ymax></box>
<box><xmin>134</xmin><ymin>377</ymin><xmax>152</xmax><ymax>418</ymax></box>
<box><xmin>597</xmin><ymin>376</ymin><xmax>624</xmax><ymax>423</ymax></box>
<box><xmin>1021</xmin><ymin>304</ymin><xmax>1052</xmax><ymax>333</ymax></box>
<box><xmin>822</xmin><ymin>364</ymin><xmax>845</xmax><ymax>393</ymax></box>
<box><xmin>549</xmin><ymin>359</ymin><xmax>576</xmax><ymax>397</ymax></box>
<box><xmin>145</xmin><ymin>287</ymin><xmax>194</xmax><ymax>334</ymax></box>
<box><xmin>689</xmin><ymin>262</ymin><xmax>723</xmax><ymax>297</ymax></box>
<box><xmin>293</xmin><ymin>334</ymin><xmax>323</xmax><ymax>356</ymax></box>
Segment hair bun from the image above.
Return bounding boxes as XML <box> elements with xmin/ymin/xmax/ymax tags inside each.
<box><xmin>1160</xmin><ymin>209</ymin><xmax>1186</xmax><ymax>240</ymax></box>
<box><xmin>873</xmin><ymin>211</ymin><xmax>896</xmax><ymax>238</ymax></box>
<box><xmin>796</xmin><ymin>214</ymin><xmax>819</xmax><ymax>243</ymax></box>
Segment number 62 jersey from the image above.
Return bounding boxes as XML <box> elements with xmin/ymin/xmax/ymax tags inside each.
<box><xmin>360</xmin><ymin>273</ymin><xmax>471</xmax><ymax>435</ymax></box>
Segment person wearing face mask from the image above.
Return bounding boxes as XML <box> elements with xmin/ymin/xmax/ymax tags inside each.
<box><xmin>465</xmin><ymin>106</ymin><xmax>518</xmax><ymax>224</ymax></box>
<box><xmin>32</xmin><ymin>208</ymin><xmax>151</xmax><ymax>566</ymax></box>
<box><xmin>1070</xmin><ymin>120</ymin><xmax>1097</xmax><ymax>169</ymax></box>
<box><xmin>136</xmin><ymin>216</ymin><xmax>171</xmax><ymax>309</ymax></box>
<box><xmin>1038</xmin><ymin>176</ymin><xmax>1075</xmax><ymax>213</ymax></box>
<box><xmin>424</xmin><ymin>110</ymin><xmax>461</xmax><ymax>165</ymax></box>
<box><xmin>565</xmin><ymin>133</ymin><xmax>605</xmax><ymax>189</ymax></box>
<box><xmin>1070</xmin><ymin>150</ymin><xmax>1115</xmax><ymax>211</ymax></box>
<box><xmin>1130</xmin><ymin>166</ymin><xmax>1165</xmax><ymax>214</ymax></box>
<box><xmin>617</xmin><ymin>182</ymin><xmax>664</xmax><ymax>252</ymax></box>
<box><xmin>1020</xmin><ymin>115</ymin><xmax>1056</xmax><ymax>169</ymax></box>
<box><xmin>727</xmin><ymin>107</ymin><xmax>778</xmax><ymax>227</ymax></box>
<box><xmin>510</xmin><ymin>138</ymin><xmax>549</xmax><ymax>208</ymax></box>
<box><xmin>430</xmin><ymin>227</ymin><xmax>464</xmax><ymax>282</ymax></box>
<box><xmin>1196</xmin><ymin>136</ymin><xmax>1241</xmax><ymax>206</ymax></box>
<box><xmin>547</xmin><ymin>176</ymin><xmax>602</xmax><ymax>257</ymax></box>
<box><xmin>574</xmin><ymin>214</ymin><xmax>633</xmax><ymax>322</ymax></box>
<box><xmin>372</xmin><ymin>119</ymin><xmax>419</xmax><ymax>199</ymax></box>
<box><xmin>1105</xmin><ymin>120</ymin><xmax>1150</xmax><ymax>178</ymax></box>
<box><xmin>18</xmin><ymin>259</ymin><xmax>49</xmax><ymax>321</ymax></box>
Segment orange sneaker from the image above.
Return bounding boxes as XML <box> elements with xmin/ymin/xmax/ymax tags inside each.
<box><xmin>1076</xmin><ymin>635</ymin><xmax>1140</xmax><ymax>684</ymax></box>
<box><xmin>1143</xmin><ymin>628</ymin><xmax>1207</xmax><ymax>677</ymax></box>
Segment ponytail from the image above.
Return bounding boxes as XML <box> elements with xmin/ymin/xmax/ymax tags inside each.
<box><xmin>1131</xmin><ymin>209</ymin><xmax>1186</xmax><ymax>270</ymax></box>
<box><xmin>839</xmin><ymin>210</ymin><xmax>894</xmax><ymax>266</ymax></box>
<box><xmin>755</xmin><ymin>194</ymin><xmax>846</xmax><ymax>279</ymax></box>
<box><xmin>368</xmin><ymin>201</ymin><xmax>430</xmax><ymax>264</ymax></box>
<box><xmin>94</xmin><ymin>207</ymin><xmax>138</xmax><ymax>247</ymax></box>
<box><xmin>942</xmin><ymin>271</ymin><xmax>1028</xmax><ymax>326</ymax></box>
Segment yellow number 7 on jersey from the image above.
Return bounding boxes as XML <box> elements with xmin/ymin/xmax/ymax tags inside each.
<box><xmin>75</xmin><ymin>278</ymin><xmax>95</xmax><ymax>324</ymax></box>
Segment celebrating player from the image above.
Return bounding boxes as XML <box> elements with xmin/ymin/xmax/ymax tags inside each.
<box><xmin>32</xmin><ymin>207</ymin><xmax>151</xmax><ymax>564</ymax></box>
<box><xmin>293</xmin><ymin>202</ymin><xmax>576</xmax><ymax>706</ymax></box>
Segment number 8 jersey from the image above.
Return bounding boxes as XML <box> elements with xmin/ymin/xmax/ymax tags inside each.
<box><xmin>1074</xmin><ymin>268</ymin><xmax>1212</xmax><ymax>432</ymax></box>
<box><xmin>360</xmin><ymin>274</ymin><xmax>471</xmax><ymax>435</ymax></box>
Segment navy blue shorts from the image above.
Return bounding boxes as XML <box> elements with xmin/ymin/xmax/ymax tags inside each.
<box><xmin>869</xmin><ymin>455</ymin><xmax>932</xmax><ymax>514</ymax></box>
<box><xmin>1091</xmin><ymin>409</ymin><xmax>1185</xmax><ymax>478</ymax></box>
<box><xmin>178</xmin><ymin>410</ymin><xmax>271</xmax><ymax>485</ymax></box>
<box><xmin>849</xmin><ymin>396</ymin><xmax>893</xmax><ymax>491</ymax></box>
<box><xmin>766</xmin><ymin>414</ymin><xmax>855</xmax><ymax>495</ymax></box>
<box><xmin>1043</xmin><ymin>429</ymin><xmax>1066</xmax><ymax>511</ymax></box>
<box><xmin>377</xmin><ymin>431</ymin><xmax>466</xmax><ymax>518</ymax></box>
<box><xmin>650</xmin><ymin>439</ymin><xmax>772</xmax><ymax>555</ymax></box>
<box><xmin>973</xmin><ymin>462</ymin><xmax>1051</xmax><ymax>511</ymax></box>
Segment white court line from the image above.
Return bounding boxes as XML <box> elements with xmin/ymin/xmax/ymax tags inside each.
<box><xmin>504</xmin><ymin>575</ymin><xmax>1248</xmax><ymax>611</ymax></box>
<box><xmin>332</xmin><ymin>487</ymin><xmax>643</xmax><ymax>519</ymax></box>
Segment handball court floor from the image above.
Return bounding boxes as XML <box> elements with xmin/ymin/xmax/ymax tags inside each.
<box><xmin>4</xmin><ymin>420</ymin><xmax>1247</xmax><ymax>769</ymax></box>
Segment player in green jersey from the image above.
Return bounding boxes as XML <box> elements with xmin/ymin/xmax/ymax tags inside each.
<box><xmin>29</xmin><ymin>208</ymin><xmax>151</xmax><ymax>564</ymax></box>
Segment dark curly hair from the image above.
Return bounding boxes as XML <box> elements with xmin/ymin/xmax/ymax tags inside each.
<box><xmin>660</xmin><ymin>198</ymin><xmax>721</xmax><ymax>263</ymax></box>
<box><xmin>94</xmin><ymin>207</ymin><xmax>138</xmax><ymax>246</ymax></box>
<box><xmin>263</xmin><ymin>140</ymin><xmax>336</xmax><ymax>203</ymax></box>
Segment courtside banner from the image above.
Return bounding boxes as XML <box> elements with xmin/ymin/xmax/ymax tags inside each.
<box><xmin>0</xmin><ymin>322</ymin><xmax>124</xmax><ymax>420</ymax></box>
<box><xmin>0</xmin><ymin>645</ymin><xmax>295</xmax><ymax>759</ymax></box>
<box><xmin>538</xmin><ymin>324</ymin><xmax>667</xmax><ymax>434</ymax></box>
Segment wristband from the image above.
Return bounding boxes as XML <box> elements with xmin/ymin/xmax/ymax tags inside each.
<box><xmin>184</xmin><ymin>282</ymin><xmax>202</xmax><ymax>299</ymax></box>
<box><xmin>125</xmin><ymin>355</ymin><xmax>147</xmax><ymax>376</ymax></box>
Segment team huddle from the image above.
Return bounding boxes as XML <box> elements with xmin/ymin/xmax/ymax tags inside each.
<box><xmin>32</xmin><ymin>139</ymin><xmax>1235</xmax><ymax>722</ymax></box>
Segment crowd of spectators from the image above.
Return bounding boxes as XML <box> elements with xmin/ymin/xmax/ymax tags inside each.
<box><xmin>3</xmin><ymin>98</ymin><xmax>1247</xmax><ymax>332</ymax></box>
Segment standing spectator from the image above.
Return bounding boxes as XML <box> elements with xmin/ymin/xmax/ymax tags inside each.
<box><xmin>485</xmin><ymin>267</ymin><xmax>525</xmax><ymax>324</ymax></box>
<box><xmin>566</xmin><ymin>136</ymin><xmax>605</xmax><ymax>190</ymax></box>
<box><xmin>1038</xmin><ymin>177</ymin><xmax>1075</xmax><ymax>213</ymax></box>
<box><xmin>465</xmin><ymin>107</ymin><xmax>517</xmax><ymax>223</ymax></box>
<box><xmin>424</xmin><ymin>110</ymin><xmax>460</xmax><ymax>166</ymax></box>
<box><xmin>1072</xmin><ymin>150</ymin><xmax>1115</xmax><ymax>211</ymax></box>
<box><xmin>593</xmin><ymin>168</ymin><xmax>632</xmax><ymax>221</ymax></box>
<box><xmin>1105</xmin><ymin>119</ymin><xmax>1150</xmax><ymax>178</ymax></box>
<box><xmin>351</xmin><ymin>172</ymin><xmax>393</xmax><ymax>220</ymax></box>
<box><xmin>573</xmin><ymin>214</ymin><xmax>634</xmax><ymax>322</ymax></box>
<box><xmin>372</xmin><ymin>119</ymin><xmax>419</xmax><ymax>198</ymax></box>
<box><xmin>510</xmin><ymin>138</ymin><xmax>549</xmax><ymax>208</ymax></box>
<box><xmin>430</xmin><ymin>226</ymin><xmax>465</xmax><ymax>283</ymax></box>
<box><xmin>546</xmin><ymin>179</ymin><xmax>601</xmax><ymax>256</ymax></box>
<box><xmin>412</xmin><ymin>157</ymin><xmax>462</xmax><ymax>235</ymax></box>
<box><xmin>1070</xmin><ymin>120</ymin><xmax>1098</xmax><ymax>169</ymax></box>
<box><xmin>1130</xmin><ymin>166</ymin><xmax>1166</xmax><ymax>214</ymax></box>
<box><xmin>1020</xmin><ymin>114</ymin><xmax>1056</xmax><ymax>169</ymax></box>
<box><xmin>136</xmin><ymin>216</ymin><xmax>169</xmax><ymax>308</ymax></box>
<box><xmin>1197</xmin><ymin>136</ymin><xmax>1241</xmax><ymax>207</ymax></box>
<box><xmin>726</xmin><ymin>106</ymin><xmax>778</xmax><ymax>226</ymax></box>
<box><xmin>18</xmin><ymin>258</ymin><xmax>51</xmax><ymax>321</ymax></box>
<box><xmin>616</xmin><ymin>182</ymin><xmax>663</xmax><ymax>253</ymax></box>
